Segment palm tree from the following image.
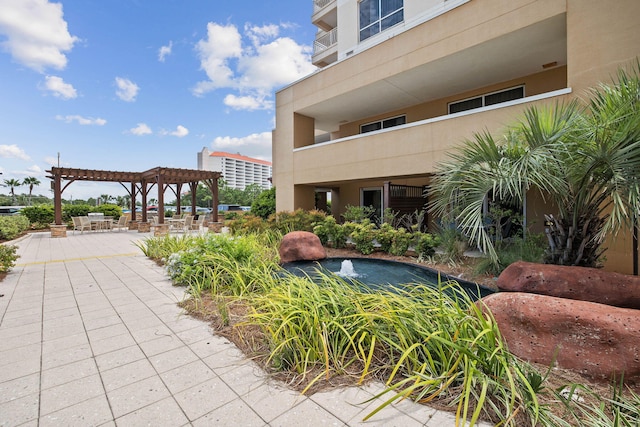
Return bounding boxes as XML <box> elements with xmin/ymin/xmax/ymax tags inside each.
<box><xmin>3</xmin><ymin>178</ymin><xmax>22</xmax><ymax>205</ymax></box>
<box><xmin>22</xmin><ymin>177</ymin><xmax>41</xmax><ymax>206</ymax></box>
<box><xmin>430</xmin><ymin>63</ymin><xmax>640</xmax><ymax>268</ymax></box>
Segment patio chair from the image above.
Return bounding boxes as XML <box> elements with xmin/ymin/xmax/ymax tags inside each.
<box><xmin>111</xmin><ymin>215</ymin><xmax>128</xmax><ymax>232</ymax></box>
<box><xmin>181</xmin><ymin>215</ymin><xmax>194</xmax><ymax>232</ymax></box>
<box><xmin>190</xmin><ymin>215</ymin><xmax>205</xmax><ymax>231</ymax></box>
<box><xmin>78</xmin><ymin>216</ymin><xmax>95</xmax><ymax>232</ymax></box>
<box><xmin>72</xmin><ymin>216</ymin><xmax>91</xmax><ymax>234</ymax></box>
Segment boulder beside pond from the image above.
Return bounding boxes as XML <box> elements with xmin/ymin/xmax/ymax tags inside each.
<box><xmin>480</xmin><ymin>292</ymin><xmax>640</xmax><ymax>382</ymax></box>
<box><xmin>279</xmin><ymin>231</ymin><xmax>327</xmax><ymax>264</ymax></box>
<box><xmin>497</xmin><ymin>261</ymin><xmax>640</xmax><ymax>309</ymax></box>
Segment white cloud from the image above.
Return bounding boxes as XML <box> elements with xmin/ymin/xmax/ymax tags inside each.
<box><xmin>158</xmin><ymin>41</ymin><xmax>172</xmax><ymax>62</ymax></box>
<box><xmin>160</xmin><ymin>125</ymin><xmax>189</xmax><ymax>138</ymax></box>
<box><xmin>193</xmin><ymin>22</ymin><xmax>315</xmax><ymax>109</ymax></box>
<box><xmin>169</xmin><ymin>125</ymin><xmax>188</xmax><ymax>137</ymax></box>
<box><xmin>211</xmin><ymin>131</ymin><xmax>272</xmax><ymax>160</ymax></box>
<box><xmin>43</xmin><ymin>75</ymin><xmax>77</xmax><ymax>99</ymax></box>
<box><xmin>56</xmin><ymin>115</ymin><xmax>106</xmax><ymax>126</ymax></box>
<box><xmin>129</xmin><ymin>123</ymin><xmax>152</xmax><ymax>136</ymax></box>
<box><xmin>223</xmin><ymin>94</ymin><xmax>272</xmax><ymax>111</ymax></box>
<box><xmin>13</xmin><ymin>164</ymin><xmax>43</xmax><ymax>177</ymax></box>
<box><xmin>0</xmin><ymin>144</ymin><xmax>30</xmax><ymax>160</ymax></box>
<box><xmin>193</xmin><ymin>23</ymin><xmax>242</xmax><ymax>95</ymax></box>
<box><xmin>115</xmin><ymin>77</ymin><xmax>139</xmax><ymax>102</ymax></box>
<box><xmin>0</xmin><ymin>0</ymin><xmax>78</xmax><ymax>72</ymax></box>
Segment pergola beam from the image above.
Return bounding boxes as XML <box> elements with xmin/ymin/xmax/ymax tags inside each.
<box><xmin>46</xmin><ymin>166</ymin><xmax>222</xmax><ymax>225</ymax></box>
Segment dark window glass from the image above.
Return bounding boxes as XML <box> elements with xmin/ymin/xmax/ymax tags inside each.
<box><xmin>381</xmin><ymin>0</ymin><xmax>403</xmax><ymax>17</ymax></box>
<box><xmin>360</xmin><ymin>0</ymin><xmax>403</xmax><ymax>42</ymax></box>
<box><xmin>359</xmin><ymin>0</ymin><xmax>378</xmax><ymax>28</ymax></box>
<box><xmin>449</xmin><ymin>97</ymin><xmax>483</xmax><ymax>114</ymax></box>
<box><xmin>381</xmin><ymin>10</ymin><xmax>403</xmax><ymax>31</ymax></box>
<box><xmin>485</xmin><ymin>86</ymin><xmax>524</xmax><ymax>106</ymax></box>
<box><xmin>361</xmin><ymin>122</ymin><xmax>382</xmax><ymax>133</ymax></box>
<box><xmin>382</xmin><ymin>116</ymin><xmax>406</xmax><ymax>128</ymax></box>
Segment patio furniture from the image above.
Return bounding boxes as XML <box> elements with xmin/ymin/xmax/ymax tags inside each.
<box><xmin>111</xmin><ymin>216</ymin><xmax>128</xmax><ymax>232</ymax></box>
<box><xmin>190</xmin><ymin>215</ymin><xmax>205</xmax><ymax>231</ymax></box>
<box><xmin>72</xmin><ymin>216</ymin><xmax>91</xmax><ymax>234</ymax></box>
<box><xmin>79</xmin><ymin>216</ymin><xmax>96</xmax><ymax>232</ymax></box>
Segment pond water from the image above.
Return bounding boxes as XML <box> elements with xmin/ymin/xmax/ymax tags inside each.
<box><xmin>281</xmin><ymin>257</ymin><xmax>495</xmax><ymax>301</ymax></box>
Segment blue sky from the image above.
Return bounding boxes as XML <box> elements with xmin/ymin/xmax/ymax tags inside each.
<box><xmin>0</xmin><ymin>0</ymin><xmax>317</xmax><ymax>200</ymax></box>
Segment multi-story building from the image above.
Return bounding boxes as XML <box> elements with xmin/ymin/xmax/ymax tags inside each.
<box><xmin>273</xmin><ymin>0</ymin><xmax>640</xmax><ymax>273</ymax></box>
<box><xmin>198</xmin><ymin>148</ymin><xmax>272</xmax><ymax>190</ymax></box>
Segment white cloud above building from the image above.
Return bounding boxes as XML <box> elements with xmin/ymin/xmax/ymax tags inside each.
<box><xmin>0</xmin><ymin>0</ymin><xmax>78</xmax><ymax>72</ymax></box>
<box><xmin>193</xmin><ymin>22</ymin><xmax>315</xmax><ymax>110</ymax></box>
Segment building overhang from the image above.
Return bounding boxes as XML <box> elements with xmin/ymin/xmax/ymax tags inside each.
<box><xmin>298</xmin><ymin>14</ymin><xmax>567</xmax><ymax>133</ymax></box>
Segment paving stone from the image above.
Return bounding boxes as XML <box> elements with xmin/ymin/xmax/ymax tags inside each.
<box><xmin>107</xmin><ymin>376</ymin><xmax>171</xmax><ymax>418</ymax></box>
<box><xmin>39</xmin><ymin>395</ymin><xmax>113</xmax><ymax>427</ymax></box>
<box><xmin>40</xmin><ymin>373</ymin><xmax>105</xmax><ymax>416</ymax></box>
<box><xmin>41</xmin><ymin>358</ymin><xmax>99</xmax><ymax>390</ymax></box>
<box><xmin>192</xmin><ymin>398</ymin><xmax>267</xmax><ymax>427</ymax></box>
<box><xmin>114</xmin><ymin>396</ymin><xmax>189</xmax><ymax>427</ymax></box>
<box><xmin>173</xmin><ymin>377</ymin><xmax>236</xmax><ymax>421</ymax></box>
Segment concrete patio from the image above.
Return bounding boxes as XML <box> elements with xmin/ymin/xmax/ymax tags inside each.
<box><xmin>0</xmin><ymin>230</ymin><xmax>476</xmax><ymax>426</ymax></box>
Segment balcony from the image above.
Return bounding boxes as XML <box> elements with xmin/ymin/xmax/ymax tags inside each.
<box><xmin>312</xmin><ymin>0</ymin><xmax>337</xmax><ymax>32</ymax></box>
<box><xmin>292</xmin><ymin>88</ymin><xmax>572</xmax><ymax>185</ymax></box>
<box><xmin>312</xmin><ymin>28</ymin><xmax>338</xmax><ymax>67</ymax></box>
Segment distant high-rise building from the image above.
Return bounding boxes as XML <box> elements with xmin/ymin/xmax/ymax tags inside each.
<box><xmin>198</xmin><ymin>148</ymin><xmax>272</xmax><ymax>190</ymax></box>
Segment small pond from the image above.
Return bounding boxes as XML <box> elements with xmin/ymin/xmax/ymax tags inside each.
<box><xmin>281</xmin><ymin>257</ymin><xmax>495</xmax><ymax>301</ymax></box>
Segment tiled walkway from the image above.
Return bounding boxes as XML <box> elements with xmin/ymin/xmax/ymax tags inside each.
<box><xmin>0</xmin><ymin>231</ymin><xmax>472</xmax><ymax>426</ymax></box>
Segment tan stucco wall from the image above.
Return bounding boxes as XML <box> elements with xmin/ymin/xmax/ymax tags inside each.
<box><xmin>339</xmin><ymin>66</ymin><xmax>567</xmax><ymax>138</ymax></box>
<box><xmin>291</xmin><ymin>94</ymin><xmax>571</xmax><ymax>186</ymax></box>
<box><xmin>274</xmin><ymin>0</ymin><xmax>640</xmax><ymax>273</ymax></box>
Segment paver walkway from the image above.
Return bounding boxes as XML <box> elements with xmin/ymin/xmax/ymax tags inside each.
<box><xmin>0</xmin><ymin>230</ymin><xmax>473</xmax><ymax>426</ymax></box>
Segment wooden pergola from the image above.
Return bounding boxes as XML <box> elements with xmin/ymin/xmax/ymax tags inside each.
<box><xmin>46</xmin><ymin>166</ymin><xmax>222</xmax><ymax>225</ymax></box>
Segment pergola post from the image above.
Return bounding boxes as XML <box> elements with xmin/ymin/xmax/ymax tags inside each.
<box><xmin>189</xmin><ymin>182</ymin><xmax>198</xmax><ymax>215</ymax></box>
<box><xmin>130</xmin><ymin>182</ymin><xmax>137</xmax><ymax>222</ymax></box>
<box><xmin>141</xmin><ymin>181</ymin><xmax>148</xmax><ymax>223</ymax></box>
<box><xmin>157</xmin><ymin>174</ymin><xmax>165</xmax><ymax>224</ymax></box>
<box><xmin>53</xmin><ymin>170</ymin><xmax>63</xmax><ymax>225</ymax></box>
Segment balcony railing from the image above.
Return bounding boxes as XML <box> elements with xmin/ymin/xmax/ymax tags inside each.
<box><xmin>314</xmin><ymin>0</ymin><xmax>335</xmax><ymax>12</ymax></box>
<box><xmin>313</xmin><ymin>28</ymin><xmax>338</xmax><ymax>55</ymax></box>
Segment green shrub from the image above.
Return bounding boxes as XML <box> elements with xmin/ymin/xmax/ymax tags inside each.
<box><xmin>62</xmin><ymin>204</ymin><xmax>92</xmax><ymax>221</ymax></box>
<box><xmin>374</xmin><ymin>223</ymin><xmax>395</xmax><ymax>252</ymax></box>
<box><xmin>227</xmin><ymin>214</ymin><xmax>267</xmax><ymax>235</ymax></box>
<box><xmin>94</xmin><ymin>204</ymin><xmax>122</xmax><ymax>218</ymax></box>
<box><xmin>437</xmin><ymin>226</ymin><xmax>468</xmax><ymax>262</ymax></box>
<box><xmin>0</xmin><ymin>215</ymin><xmax>31</xmax><ymax>240</ymax></box>
<box><xmin>313</xmin><ymin>216</ymin><xmax>347</xmax><ymax>248</ymax></box>
<box><xmin>251</xmin><ymin>187</ymin><xmax>276</xmax><ymax>219</ymax></box>
<box><xmin>414</xmin><ymin>232</ymin><xmax>441</xmax><ymax>258</ymax></box>
<box><xmin>475</xmin><ymin>233</ymin><xmax>547</xmax><ymax>276</ymax></box>
<box><xmin>389</xmin><ymin>227</ymin><xmax>412</xmax><ymax>256</ymax></box>
<box><xmin>20</xmin><ymin>205</ymin><xmax>54</xmax><ymax>227</ymax></box>
<box><xmin>350</xmin><ymin>220</ymin><xmax>377</xmax><ymax>254</ymax></box>
<box><xmin>342</xmin><ymin>204</ymin><xmax>375</xmax><ymax>223</ymax></box>
<box><xmin>268</xmin><ymin>209</ymin><xmax>326</xmax><ymax>233</ymax></box>
<box><xmin>0</xmin><ymin>244</ymin><xmax>19</xmax><ymax>273</ymax></box>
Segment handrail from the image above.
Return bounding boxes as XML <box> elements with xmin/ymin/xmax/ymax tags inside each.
<box><xmin>313</xmin><ymin>28</ymin><xmax>338</xmax><ymax>55</ymax></box>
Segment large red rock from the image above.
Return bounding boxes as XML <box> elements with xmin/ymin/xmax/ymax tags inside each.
<box><xmin>480</xmin><ymin>292</ymin><xmax>640</xmax><ymax>381</ymax></box>
<box><xmin>497</xmin><ymin>261</ymin><xmax>640</xmax><ymax>309</ymax></box>
<box><xmin>279</xmin><ymin>231</ymin><xmax>327</xmax><ymax>264</ymax></box>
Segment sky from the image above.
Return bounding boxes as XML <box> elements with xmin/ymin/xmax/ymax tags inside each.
<box><xmin>0</xmin><ymin>0</ymin><xmax>317</xmax><ymax>201</ymax></box>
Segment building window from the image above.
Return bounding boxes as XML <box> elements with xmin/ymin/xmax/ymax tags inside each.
<box><xmin>448</xmin><ymin>86</ymin><xmax>525</xmax><ymax>114</ymax></box>
<box><xmin>359</xmin><ymin>0</ymin><xmax>404</xmax><ymax>42</ymax></box>
<box><xmin>360</xmin><ymin>115</ymin><xmax>406</xmax><ymax>134</ymax></box>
